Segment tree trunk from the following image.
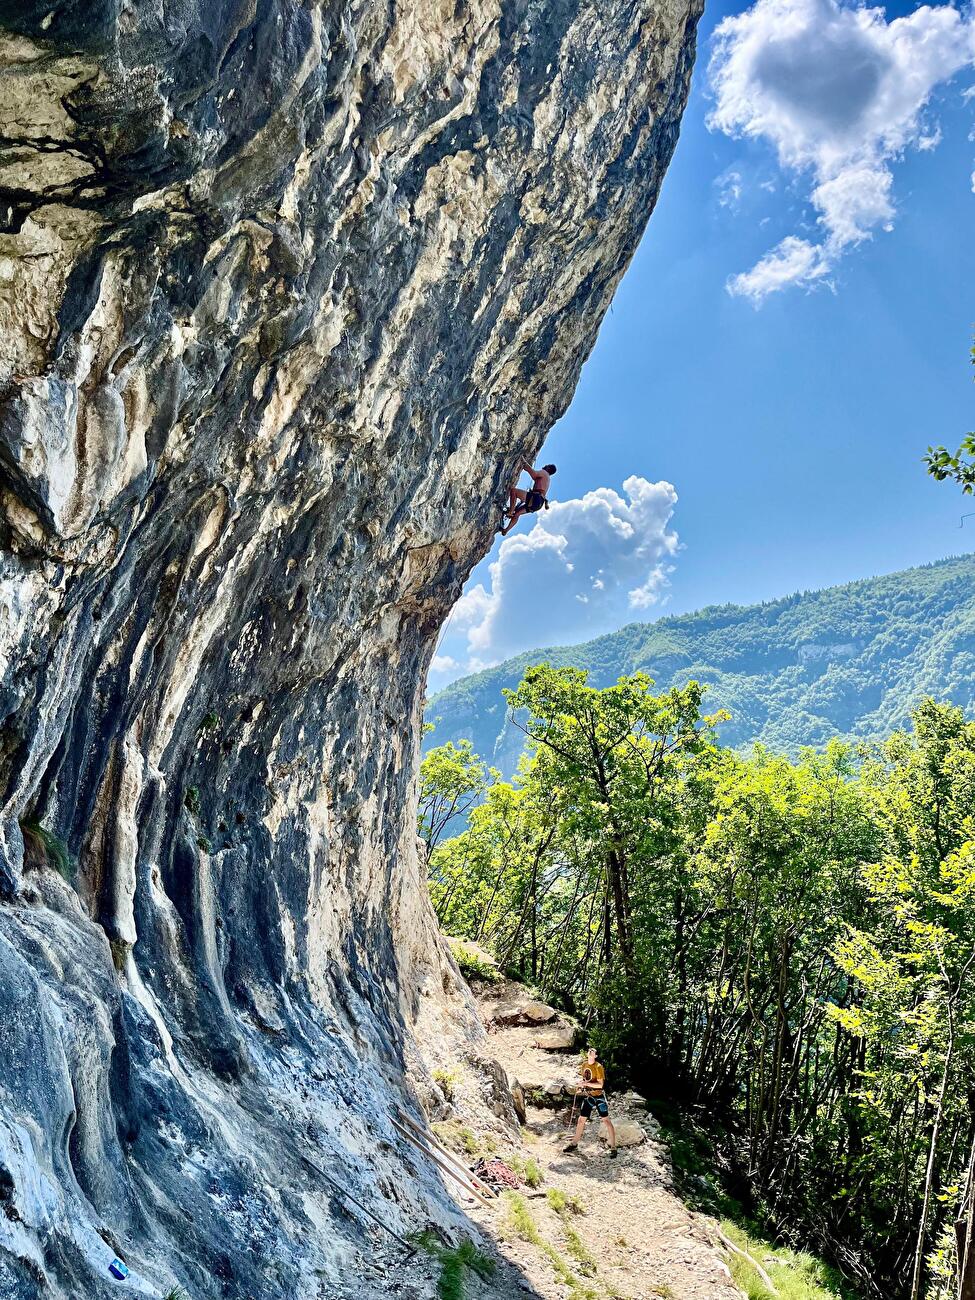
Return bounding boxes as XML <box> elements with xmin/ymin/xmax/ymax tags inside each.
<box><xmin>607</xmin><ymin>844</ymin><xmax>634</xmax><ymax>972</ymax></box>
<box><xmin>910</xmin><ymin>1015</ymin><xmax>955</xmax><ymax>1300</ymax></box>
<box><xmin>956</xmin><ymin>1131</ymin><xmax>975</xmax><ymax>1300</ymax></box>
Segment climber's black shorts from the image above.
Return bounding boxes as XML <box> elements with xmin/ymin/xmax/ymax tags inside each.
<box><xmin>580</xmin><ymin>1095</ymin><xmax>609</xmax><ymax>1120</ymax></box>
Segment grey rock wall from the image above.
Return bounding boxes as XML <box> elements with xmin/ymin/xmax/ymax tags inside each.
<box><xmin>0</xmin><ymin>2</ymin><xmax>702</xmax><ymax>1296</ymax></box>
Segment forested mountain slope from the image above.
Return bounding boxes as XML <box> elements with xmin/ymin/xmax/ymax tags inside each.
<box><xmin>427</xmin><ymin>553</ymin><xmax>975</xmax><ymax>769</ymax></box>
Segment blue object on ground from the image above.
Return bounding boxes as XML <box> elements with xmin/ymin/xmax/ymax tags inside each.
<box><xmin>109</xmin><ymin>1258</ymin><xmax>129</xmax><ymax>1280</ymax></box>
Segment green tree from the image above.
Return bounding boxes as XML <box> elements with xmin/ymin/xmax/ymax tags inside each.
<box><xmin>688</xmin><ymin>743</ymin><xmax>877</xmax><ymax>1194</ymax></box>
<box><xmin>417</xmin><ymin>738</ymin><xmax>490</xmax><ymax>862</ymax></box>
<box><xmin>833</xmin><ymin>703</ymin><xmax>975</xmax><ymax>1300</ymax></box>
<box><xmin>503</xmin><ymin>665</ymin><xmax>724</xmax><ymax>1069</ymax></box>
<box><xmin>423</xmin><ymin>681</ymin><xmax>975</xmax><ymax>1300</ymax></box>
<box><xmin>924</xmin><ymin>339</ymin><xmax>975</xmax><ymax>492</ymax></box>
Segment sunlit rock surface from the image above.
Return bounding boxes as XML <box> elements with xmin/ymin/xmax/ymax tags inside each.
<box><xmin>0</xmin><ymin>2</ymin><xmax>702</xmax><ymax>1295</ymax></box>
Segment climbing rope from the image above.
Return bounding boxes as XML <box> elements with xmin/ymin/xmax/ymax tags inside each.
<box><xmin>432</xmin><ymin>598</ymin><xmax>460</xmax><ymax>661</ymax></box>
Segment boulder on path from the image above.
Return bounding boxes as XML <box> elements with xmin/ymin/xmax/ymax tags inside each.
<box><xmin>602</xmin><ymin>1120</ymin><xmax>647</xmax><ymax>1147</ymax></box>
<box><xmin>507</xmin><ymin>1069</ymin><xmax>565</xmax><ymax>1097</ymax></box>
<box><xmin>618</xmin><ymin>1089</ymin><xmax>648</xmax><ymax>1107</ymax></box>
<box><xmin>493</xmin><ymin>998</ymin><xmax>558</xmax><ymax>1026</ymax></box>
<box><xmin>534</xmin><ymin>1023</ymin><xmax>576</xmax><ymax>1051</ymax></box>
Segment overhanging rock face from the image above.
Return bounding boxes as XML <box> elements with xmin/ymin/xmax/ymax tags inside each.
<box><xmin>0</xmin><ymin>3</ymin><xmax>702</xmax><ymax>1296</ymax></box>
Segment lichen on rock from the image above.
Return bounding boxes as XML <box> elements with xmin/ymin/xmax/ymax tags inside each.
<box><xmin>0</xmin><ymin>2</ymin><xmax>702</xmax><ymax>1296</ymax></box>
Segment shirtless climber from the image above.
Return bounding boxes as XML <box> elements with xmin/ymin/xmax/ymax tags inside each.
<box><xmin>563</xmin><ymin>1047</ymin><xmax>618</xmax><ymax>1158</ymax></box>
<box><xmin>500</xmin><ymin>460</ymin><xmax>557</xmax><ymax>536</ymax></box>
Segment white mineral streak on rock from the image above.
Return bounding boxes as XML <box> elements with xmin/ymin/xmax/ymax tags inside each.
<box><xmin>0</xmin><ymin>1119</ymin><xmax>59</xmax><ymax>1239</ymax></box>
<box><xmin>108</xmin><ymin>736</ymin><xmax>146</xmax><ymax>946</ymax></box>
<box><xmin>149</xmin><ymin>509</ymin><xmax>276</xmax><ymax>768</ymax></box>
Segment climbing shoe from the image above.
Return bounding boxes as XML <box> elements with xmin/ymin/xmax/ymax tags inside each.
<box><xmin>562</xmin><ymin>1142</ymin><xmax>578</xmax><ymax>1154</ymax></box>
<box><xmin>609</xmin><ymin>1148</ymin><xmax>618</xmax><ymax>1159</ymax></box>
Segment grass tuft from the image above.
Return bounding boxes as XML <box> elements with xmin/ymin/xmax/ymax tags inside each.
<box><xmin>720</xmin><ymin>1221</ymin><xmax>857</xmax><ymax>1300</ymax></box>
<box><xmin>504</xmin><ymin>1191</ymin><xmax>543</xmax><ymax>1246</ymax></box>
<box><xmin>20</xmin><ymin>819</ymin><xmax>75</xmax><ymax>880</ymax></box>
<box><xmin>432</xmin><ymin>1067</ymin><xmax>460</xmax><ymax>1103</ymax></box>
<box><xmin>431</xmin><ymin>1121</ymin><xmax>495</xmax><ymax>1158</ymax></box>
<box><xmin>510</xmin><ymin>1153</ymin><xmax>544</xmax><ymax>1188</ymax></box>
<box><xmin>448</xmin><ymin>938</ymin><xmax>502</xmax><ymax>984</ymax></box>
<box><xmin>562</xmin><ymin>1222</ymin><xmax>597</xmax><ymax>1276</ymax></box>
<box><xmin>455</xmin><ymin>1239</ymin><xmax>496</xmax><ymax>1280</ymax></box>
<box><xmin>504</xmin><ymin>1192</ymin><xmax>592</xmax><ymax>1294</ymax></box>
<box><xmin>411</xmin><ymin>1230</ymin><xmax>495</xmax><ymax>1300</ymax></box>
<box><xmin>547</xmin><ymin>1187</ymin><xmax>585</xmax><ymax>1215</ymax></box>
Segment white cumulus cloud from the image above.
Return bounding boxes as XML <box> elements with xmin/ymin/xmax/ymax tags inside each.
<box><xmin>438</xmin><ymin>477</ymin><xmax>679</xmax><ymax>679</ymax></box>
<box><xmin>716</xmin><ymin>167</ymin><xmax>745</xmax><ymax>210</ymax></box>
<box><xmin>727</xmin><ymin>234</ymin><xmax>830</xmax><ymax>299</ymax></box>
<box><xmin>707</xmin><ymin>0</ymin><xmax>975</xmax><ymax>302</ymax></box>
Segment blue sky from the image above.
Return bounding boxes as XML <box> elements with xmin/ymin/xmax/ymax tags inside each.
<box><xmin>430</xmin><ymin>0</ymin><xmax>975</xmax><ymax>691</ymax></box>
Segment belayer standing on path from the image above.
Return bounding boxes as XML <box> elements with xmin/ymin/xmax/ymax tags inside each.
<box><xmin>563</xmin><ymin>1047</ymin><xmax>618</xmax><ymax>1158</ymax></box>
<box><xmin>500</xmin><ymin>459</ymin><xmax>556</xmax><ymax>536</ymax></box>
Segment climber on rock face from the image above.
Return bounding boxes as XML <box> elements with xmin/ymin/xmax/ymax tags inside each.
<box><xmin>563</xmin><ymin>1046</ymin><xmax>618</xmax><ymax>1158</ymax></box>
<box><xmin>500</xmin><ymin>459</ymin><xmax>556</xmax><ymax>536</ymax></box>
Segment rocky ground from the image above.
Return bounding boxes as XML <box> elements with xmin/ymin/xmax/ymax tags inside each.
<box><xmin>412</xmin><ymin>977</ymin><xmax>745</xmax><ymax>1300</ymax></box>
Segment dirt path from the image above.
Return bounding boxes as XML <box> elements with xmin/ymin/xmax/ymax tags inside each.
<box><xmin>421</xmin><ymin>983</ymin><xmax>744</xmax><ymax>1300</ymax></box>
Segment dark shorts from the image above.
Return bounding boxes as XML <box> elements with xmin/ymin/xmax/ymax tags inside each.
<box><xmin>580</xmin><ymin>1095</ymin><xmax>609</xmax><ymax>1120</ymax></box>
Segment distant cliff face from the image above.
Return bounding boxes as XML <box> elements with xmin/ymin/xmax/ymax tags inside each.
<box><xmin>0</xmin><ymin>3</ymin><xmax>701</xmax><ymax>1295</ymax></box>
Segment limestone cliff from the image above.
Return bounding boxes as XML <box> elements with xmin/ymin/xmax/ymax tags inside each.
<box><xmin>0</xmin><ymin>3</ymin><xmax>701</xmax><ymax>1296</ymax></box>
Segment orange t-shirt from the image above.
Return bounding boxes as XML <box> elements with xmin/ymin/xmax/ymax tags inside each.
<box><xmin>580</xmin><ymin>1061</ymin><xmax>605</xmax><ymax>1096</ymax></box>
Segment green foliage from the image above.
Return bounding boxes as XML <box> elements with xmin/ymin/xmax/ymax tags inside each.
<box><xmin>925</xmin><ymin>340</ymin><xmax>975</xmax><ymax>493</ymax></box>
<box><xmin>561</xmin><ymin>1222</ymin><xmax>597</xmax><ymax>1276</ymax></box>
<box><xmin>20</xmin><ymin>819</ymin><xmax>75</xmax><ymax>880</ymax></box>
<box><xmin>503</xmin><ymin>1193</ymin><xmax>603</xmax><ymax>1299</ymax></box>
<box><xmin>426</xmin><ymin>665</ymin><xmax>975</xmax><ymax>1300</ymax></box>
<box><xmin>503</xmin><ymin>1194</ymin><xmax>571</xmax><ymax>1278</ymax></box>
<box><xmin>448</xmin><ymin>937</ymin><xmax>502</xmax><ymax>984</ymax></box>
<box><xmin>184</xmin><ymin>786</ymin><xmax>201</xmax><ymax>815</ymax></box>
<box><xmin>453</xmin><ymin>1240</ymin><xmax>495</xmax><ymax>1281</ymax></box>
<box><xmin>655</xmin><ymin>1110</ymin><xmax>739</xmax><ymax>1218</ymax></box>
<box><xmin>431</xmin><ymin>1122</ymin><xmax>495</xmax><ymax>1158</ymax></box>
<box><xmin>164</xmin><ymin>1289</ymin><xmax>188</xmax><ymax>1300</ymax></box>
<box><xmin>417</xmin><ymin>739</ymin><xmax>491</xmax><ymax>860</ymax></box>
<box><xmin>410</xmin><ymin>1232</ymin><xmax>495</xmax><ymax>1300</ymax></box>
<box><xmin>720</xmin><ymin>1223</ymin><xmax>855</xmax><ymax>1300</ymax></box>
<box><xmin>925</xmin><ymin>436</ymin><xmax>975</xmax><ymax>493</ymax></box>
<box><xmin>547</xmin><ymin>1187</ymin><xmax>585</xmax><ymax>1215</ymax></box>
<box><xmin>509</xmin><ymin>1153</ymin><xmax>543</xmax><ymax>1188</ymax></box>
<box><xmin>426</xmin><ymin>553</ymin><xmax>975</xmax><ymax>768</ymax></box>
<box><xmin>432</xmin><ymin>1067</ymin><xmax>460</xmax><ymax>1103</ymax></box>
